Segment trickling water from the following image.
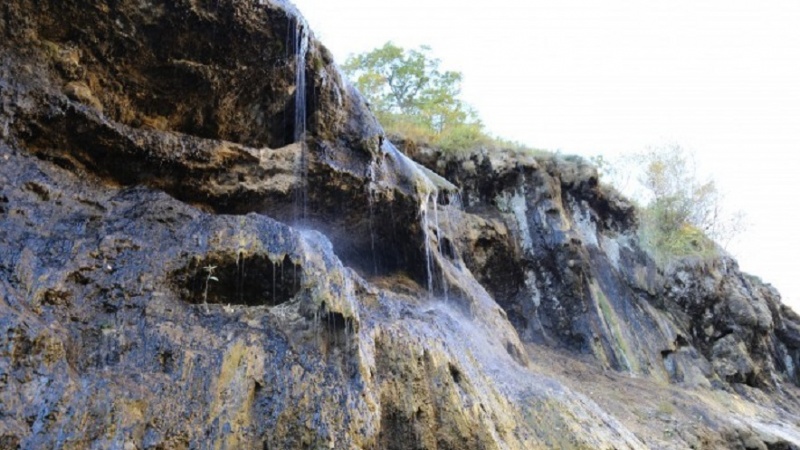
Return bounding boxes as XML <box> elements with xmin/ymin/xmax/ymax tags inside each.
<box><xmin>292</xmin><ymin>19</ymin><xmax>308</xmax><ymax>143</ymax></box>
<box><xmin>366</xmin><ymin>163</ymin><xmax>379</xmax><ymax>276</ymax></box>
<box><xmin>377</xmin><ymin>139</ymin><xmax>466</xmax><ymax>299</ymax></box>
<box><xmin>447</xmin><ymin>192</ymin><xmax>463</xmax><ymax>210</ymax></box>
<box><xmin>432</xmin><ymin>195</ymin><xmax>449</xmax><ymax>301</ymax></box>
<box><xmin>432</xmin><ymin>195</ymin><xmax>441</xmax><ymax>254</ymax></box>
<box><xmin>288</xmin><ymin>14</ymin><xmax>310</xmax><ymax>223</ymax></box>
<box><xmin>420</xmin><ymin>191</ymin><xmax>436</xmax><ymax>295</ymax></box>
<box><xmin>343</xmin><ymin>273</ymin><xmax>357</xmax><ymax>341</ymax></box>
<box><xmin>445</xmin><ymin>191</ymin><xmax>464</xmax><ymax>263</ymax></box>
<box><xmin>419</xmin><ymin>189</ymin><xmax>468</xmax><ymax>299</ymax></box>
<box><xmin>388</xmin><ymin>199</ymin><xmax>400</xmax><ymax>270</ymax></box>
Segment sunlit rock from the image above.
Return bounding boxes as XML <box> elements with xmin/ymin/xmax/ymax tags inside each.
<box><xmin>1</xmin><ymin>0</ymin><xmax>799</xmax><ymax>448</ymax></box>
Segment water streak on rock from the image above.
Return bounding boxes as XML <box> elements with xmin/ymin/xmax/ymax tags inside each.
<box><xmin>366</xmin><ymin>161</ymin><xmax>379</xmax><ymax>276</ymax></box>
<box><xmin>289</xmin><ymin>14</ymin><xmax>309</xmax><ymax>222</ymax></box>
<box><xmin>420</xmin><ymin>191</ymin><xmax>436</xmax><ymax>295</ymax></box>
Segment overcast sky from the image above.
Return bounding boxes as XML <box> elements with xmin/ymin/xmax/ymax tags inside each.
<box><xmin>291</xmin><ymin>0</ymin><xmax>800</xmax><ymax>311</ymax></box>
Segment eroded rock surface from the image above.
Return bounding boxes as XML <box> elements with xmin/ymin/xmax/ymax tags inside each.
<box><xmin>408</xmin><ymin>146</ymin><xmax>800</xmax><ymax>390</ymax></box>
<box><xmin>2</xmin><ymin>0</ymin><xmax>800</xmax><ymax>449</ymax></box>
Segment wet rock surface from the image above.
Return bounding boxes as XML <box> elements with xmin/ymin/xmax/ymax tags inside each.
<box><xmin>2</xmin><ymin>0</ymin><xmax>800</xmax><ymax>449</ymax></box>
<box><xmin>409</xmin><ymin>146</ymin><xmax>800</xmax><ymax>389</ymax></box>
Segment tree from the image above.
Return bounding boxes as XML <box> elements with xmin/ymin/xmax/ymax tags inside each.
<box><xmin>596</xmin><ymin>145</ymin><xmax>745</xmax><ymax>261</ymax></box>
<box><xmin>342</xmin><ymin>42</ymin><xmax>483</xmax><ymax>146</ymax></box>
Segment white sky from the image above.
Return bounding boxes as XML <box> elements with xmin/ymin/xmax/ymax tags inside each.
<box><xmin>292</xmin><ymin>0</ymin><xmax>800</xmax><ymax>311</ymax></box>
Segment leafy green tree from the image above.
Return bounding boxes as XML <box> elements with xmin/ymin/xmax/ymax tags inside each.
<box><xmin>342</xmin><ymin>42</ymin><xmax>483</xmax><ymax>147</ymax></box>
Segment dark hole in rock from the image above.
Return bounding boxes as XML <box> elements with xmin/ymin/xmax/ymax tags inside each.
<box><xmin>0</xmin><ymin>434</ymin><xmax>21</xmax><ymax>450</ymax></box>
<box><xmin>440</xmin><ymin>237</ymin><xmax>457</xmax><ymax>262</ymax></box>
<box><xmin>379</xmin><ymin>407</ymin><xmax>423</xmax><ymax>450</ymax></box>
<box><xmin>505</xmin><ymin>341</ymin><xmax>527</xmax><ymax>366</ymax></box>
<box><xmin>322</xmin><ymin>310</ymin><xmax>352</xmax><ymax>333</ymax></box>
<box><xmin>317</xmin><ymin>303</ymin><xmax>356</xmax><ymax>335</ymax></box>
<box><xmin>662</xmin><ymin>351</ymin><xmax>684</xmax><ymax>383</ymax></box>
<box><xmin>67</xmin><ymin>270</ymin><xmax>92</xmax><ymax>286</ymax></box>
<box><xmin>41</xmin><ymin>289</ymin><xmax>71</xmax><ymax>307</ymax></box>
<box><xmin>715</xmin><ymin>328</ymin><xmax>734</xmax><ymax>341</ymax></box>
<box><xmin>728</xmin><ymin>370</ymin><xmax>762</xmax><ymax>388</ymax></box>
<box><xmin>177</xmin><ymin>253</ymin><xmax>301</xmax><ymax>307</ymax></box>
<box><xmin>764</xmin><ymin>440</ymin><xmax>794</xmax><ymax>450</ymax></box>
<box><xmin>449</xmin><ymin>363</ymin><xmax>462</xmax><ymax>384</ymax></box>
<box><xmin>102</xmin><ymin>298</ymin><xmax>119</xmax><ymax>313</ymax></box>
<box><xmin>23</xmin><ymin>181</ymin><xmax>50</xmax><ymax>201</ymax></box>
<box><xmin>316</xmin><ymin>303</ymin><xmax>357</xmax><ymax>352</ymax></box>
<box><xmin>157</xmin><ymin>351</ymin><xmax>175</xmax><ymax>374</ymax></box>
<box><xmin>10</xmin><ymin>332</ymin><xmax>33</xmax><ymax>366</ymax></box>
<box><xmin>275</xmin><ymin>144</ymin><xmax>448</xmax><ymax>283</ymax></box>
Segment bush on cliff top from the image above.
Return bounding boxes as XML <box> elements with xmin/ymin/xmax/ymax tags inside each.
<box><xmin>595</xmin><ymin>145</ymin><xmax>745</xmax><ymax>265</ymax></box>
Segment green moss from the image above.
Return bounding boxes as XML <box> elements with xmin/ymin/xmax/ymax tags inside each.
<box><xmin>520</xmin><ymin>398</ymin><xmax>596</xmax><ymax>449</ymax></box>
<box><xmin>312</xmin><ymin>54</ymin><xmax>325</xmax><ymax>72</ymax></box>
<box><xmin>40</xmin><ymin>40</ymin><xmax>62</xmax><ymax>59</ymax></box>
<box><xmin>592</xmin><ymin>283</ymin><xmax>638</xmax><ymax>373</ymax></box>
<box><xmin>657</xmin><ymin>400</ymin><xmax>675</xmax><ymax>416</ymax></box>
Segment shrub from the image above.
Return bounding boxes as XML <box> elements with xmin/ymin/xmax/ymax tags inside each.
<box><xmin>596</xmin><ymin>145</ymin><xmax>745</xmax><ymax>265</ymax></box>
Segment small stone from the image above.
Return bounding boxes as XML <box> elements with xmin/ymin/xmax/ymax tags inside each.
<box><xmin>63</xmin><ymin>81</ymin><xmax>104</xmax><ymax>112</ymax></box>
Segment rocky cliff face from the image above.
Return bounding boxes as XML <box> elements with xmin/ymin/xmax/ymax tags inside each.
<box><xmin>2</xmin><ymin>1</ymin><xmax>800</xmax><ymax>449</ymax></box>
<box><xmin>408</xmin><ymin>147</ymin><xmax>800</xmax><ymax>390</ymax></box>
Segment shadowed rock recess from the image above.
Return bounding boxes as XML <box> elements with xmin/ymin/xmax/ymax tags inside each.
<box><xmin>1</xmin><ymin>1</ymin><xmax>800</xmax><ymax>449</ymax></box>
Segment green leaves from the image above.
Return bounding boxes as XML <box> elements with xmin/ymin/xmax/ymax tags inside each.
<box><xmin>595</xmin><ymin>145</ymin><xmax>745</xmax><ymax>265</ymax></box>
<box><xmin>342</xmin><ymin>42</ymin><xmax>483</xmax><ymax>148</ymax></box>
<box><xmin>627</xmin><ymin>145</ymin><xmax>745</xmax><ymax>263</ymax></box>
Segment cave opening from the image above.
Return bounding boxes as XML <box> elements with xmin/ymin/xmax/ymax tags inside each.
<box><xmin>177</xmin><ymin>253</ymin><xmax>302</xmax><ymax>307</ymax></box>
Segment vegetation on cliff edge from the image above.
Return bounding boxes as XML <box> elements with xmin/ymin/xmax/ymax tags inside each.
<box><xmin>342</xmin><ymin>42</ymin><xmax>530</xmax><ymax>154</ymax></box>
<box><xmin>595</xmin><ymin>145</ymin><xmax>746</xmax><ymax>265</ymax></box>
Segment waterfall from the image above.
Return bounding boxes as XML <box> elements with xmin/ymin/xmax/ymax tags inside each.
<box><xmin>432</xmin><ymin>194</ymin><xmax>449</xmax><ymax>301</ymax></box>
<box><xmin>445</xmin><ymin>192</ymin><xmax>463</xmax><ymax>257</ymax></box>
<box><xmin>447</xmin><ymin>192</ymin><xmax>463</xmax><ymax>210</ymax></box>
<box><xmin>292</xmin><ymin>19</ymin><xmax>308</xmax><ymax>143</ymax></box>
<box><xmin>375</xmin><ymin>140</ymin><xmax>465</xmax><ymax>299</ymax></box>
<box><xmin>419</xmin><ymin>189</ymin><xmax>464</xmax><ymax>299</ymax></box>
<box><xmin>366</xmin><ymin>161</ymin><xmax>379</xmax><ymax>276</ymax></box>
<box><xmin>288</xmin><ymin>14</ymin><xmax>309</xmax><ymax>222</ymax></box>
<box><xmin>421</xmin><ymin>191</ymin><xmax>436</xmax><ymax>295</ymax></box>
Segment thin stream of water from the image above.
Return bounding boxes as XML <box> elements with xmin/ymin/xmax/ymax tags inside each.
<box><xmin>288</xmin><ymin>15</ymin><xmax>309</xmax><ymax>223</ymax></box>
<box><xmin>432</xmin><ymin>195</ymin><xmax>449</xmax><ymax>301</ymax></box>
<box><xmin>421</xmin><ymin>191</ymin><xmax>435</xmax><ymax>295</ymax></box>
<box><xmin>293</xmin><ymin>22</ymin><xmax>307</xmax><ymax>144</ymax></box>
<box><xmin>367</xmin><ymin>162</ymin><xmax>379</xmax><ymax>276</ymax></box>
